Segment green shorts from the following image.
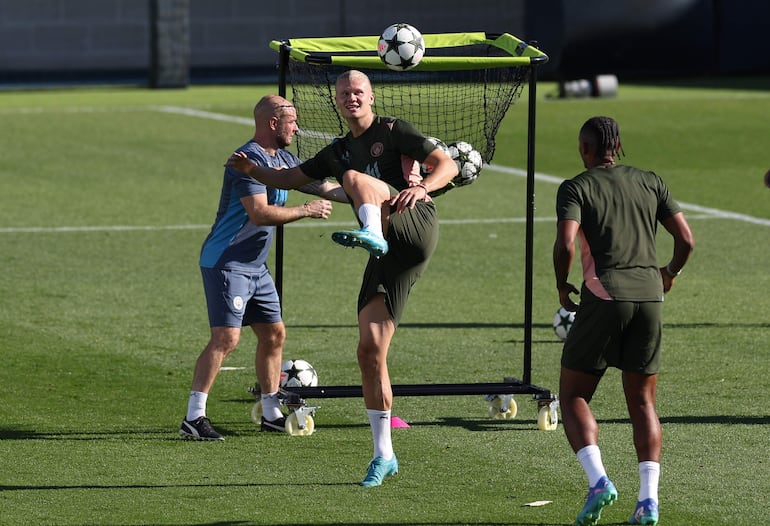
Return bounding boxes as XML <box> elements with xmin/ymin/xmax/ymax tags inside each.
<box><xmin>561</xmin><ymin>291</ymin><xmax>663</xmax><ymax>375</ymax></box>
<box><xmin>358</xmin><ymin>200</ymin><xmax>438</xmax><ymax>326</ymax></box>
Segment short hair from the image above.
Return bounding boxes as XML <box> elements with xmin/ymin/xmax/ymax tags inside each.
<box><xmin>580</xmin><ymin>116</ymin><xmax>624</xmax><ymax>157</ymax></box>
<box><xmin>336</xmin><ymin>69</ymin><xmax>370</xmax><ymax>85</ymax></box>
<box><xmin>335</xmin><ymin>70</ymin><xmax>374</xmax><ymax>95</ymax></box>
<box><xmin>254</xmin><ymin>95</ymin><xmax>295</xmax><ymax>122</ymax></box>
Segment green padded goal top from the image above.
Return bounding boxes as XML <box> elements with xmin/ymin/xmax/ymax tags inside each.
<box><xmin>270</xmin><ymin>32</ymin><xmax>548</xmax><ymax>164</ymax></box>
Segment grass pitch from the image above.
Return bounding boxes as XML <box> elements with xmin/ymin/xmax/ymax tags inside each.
<box><xmin>0</xmin><ymin>78</ymin><xmax>768</xmax><ymax>525</ymax></box>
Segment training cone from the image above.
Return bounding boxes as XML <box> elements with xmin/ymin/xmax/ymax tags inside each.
<box><xmin>390</xmin><ymin>416</ymin><xmax>410</xmax><ymax>428</ymax></box>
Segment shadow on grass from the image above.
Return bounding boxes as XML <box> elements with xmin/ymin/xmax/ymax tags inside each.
<box><xmin>0</xmin><ymin>425</ymin><xmax>270</xmax><ymax>441</ymax></box>
<box><xmin>2</xmin><ymin>409</ymin><xmax>766</xmax><ymax>442</ymax></box>
<box><xmin>288</xmin><ymin>321</ymin><xmax>770</xmax><ymax>330</ymax></box>
<box><xmin>0</xmin><ymin>481</ymin><xmax>356</xmax><ymax>491</ymax></box>
<box><xmin>1</xmin><ymin>414</ymin><xmax>766</xmax><ymax>442</ymax></box>
<box><xmin>0</xmin><ymin>515</ymin><xmax>563</xmax><ymax>526</ymax></box>
<box><xmin>288</xmin><ymin>322</ymin><xmax>551</xmax><ymax>330</ymax></box>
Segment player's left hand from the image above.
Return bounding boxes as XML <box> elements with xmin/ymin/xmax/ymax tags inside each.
<box><xmin>304</xmin><ymin>199</ymin><xmax>333</xmax><ymax>219</ymax></box>
<box><xmin>390</xmin><ymin>184</ymin><xmax>428</xmax><ymax>213</ymax></box>
<box><xmin>558</xmin><ymin>282</ymin><xmax>580</xmax><ymax>311</ymax></box>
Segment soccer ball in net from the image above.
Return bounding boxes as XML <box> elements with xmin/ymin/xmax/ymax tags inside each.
<box><xmin>377</xmin><ymin>23</ymin><xmax>425</xmax><ymax>71</ymax></box>
<box><xmin>552</xmin><ymin>307</ymin><xmax>576</xmax><ymax>341</ymax></box>
<box><xmin>420</xmin><ymin>136</ymin><xmax>451</xmax><ymax>176</ymax></box>
<box><xmin>279</xmin><ymin>359</ymin><xmax>318</xmax><ymax>388</ymax></box>
<box><xmin>448</xmin><ymin>141</ymin><xmax>483</xmax><ymax>186</ymax></box>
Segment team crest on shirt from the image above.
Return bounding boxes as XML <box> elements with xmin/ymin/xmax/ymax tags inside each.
<box><xmin>370</xmin><ymin>142</ymin><xmax>384</xmax><ymax>157</ymax></box>
<box><xmin>233</xmin><ymin>296</ymin><xmax>244</xmax><ymax>311</ymax></box>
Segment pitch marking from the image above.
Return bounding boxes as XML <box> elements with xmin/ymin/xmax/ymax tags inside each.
<box><xmin>0</xmin><ymin>105</ymin><xmax>766</xmax><ymax>231</ymax></box>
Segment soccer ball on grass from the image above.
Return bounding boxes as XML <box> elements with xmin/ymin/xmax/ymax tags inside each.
<box><xmin>377</xmin><ymin>23</ymin><xmax>425</xmax><ymax>71</ymax></box>
<box><xmin>280</xmin><ymin>359</ymin><xmax>318</xmax><ymax>388</ymax></box>
<box><xmin>552</xmin><ymin>307</ymin><xmax>576</xmax><ymax>341</ymax></box>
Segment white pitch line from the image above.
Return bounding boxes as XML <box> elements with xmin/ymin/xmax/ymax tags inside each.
<box><xmin>0</xmin><ymin>224</ymin><xmax>210</xmax><ymax>234</ymax></box>
<box><xmin>151</xmin><ymin>105</ymin><xmax>253</xmax><ymax>125</ymax></box>
<box><xmin>0</xmin><ymin>214</ymin><xmax>725</xmax><ymax>234</ymax></box>
<box><xmin>0</xmin><ymin>105</ymin><xmax>766</xmax><ymax>232</ymax></box>
<box><xmin>156</xmin><ymin>105</ymin><xmax>768</xmax><ymax>228</ymax></box>
<box><xmin>154</xmin><ymin>105</ymin><xmax>340</xmax><ymax>140</ymax></box>
<box><xmin>485</xmin><ymin>164</ymin><xmax>770</xmax><ymax>227</ymax></box>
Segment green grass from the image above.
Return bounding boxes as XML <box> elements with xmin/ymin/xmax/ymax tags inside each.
<box><xmin>1</xmin><ymin>78</ymin><xmax>769</xmax><ymax>525</ymax></box>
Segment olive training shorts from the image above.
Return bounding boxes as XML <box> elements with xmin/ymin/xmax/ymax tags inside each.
<box><xmin>561</xmin><ymin>294</ymin><xmax>663</xmax><ymax>376</ymax></box>
<box><xmin>357</xmin><ymin>200</ymin><xmax>438</xmax><ymax>326</ymax></box>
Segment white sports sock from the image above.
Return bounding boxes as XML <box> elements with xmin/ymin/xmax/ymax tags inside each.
<box><xmin>577</xmin><ymin>445</ymin><xmax>608</xmax><ymax>487</ymax></box>
<box><xmin>366</xmin><ymin>409</ymin><xmax>394</xmax><ymax>460</ymax></box>
<box><xmin>186</xmin><ymin>390</ymin><xmax>207</xmax><ymax>421</ymax></box>
<box><xmin>357</xmin><ymin>204</ymin><xmax>383</xmax><ymax>238</ymax></box>
<box><xmin>260</xmin><ymin>392</ymin><xmax>284</xmax><ymax>421</ymax></box>
<box><xmin>638</xmin><ymin>461</ymin><xmax>660</xmax><ymax>502</ymax></box>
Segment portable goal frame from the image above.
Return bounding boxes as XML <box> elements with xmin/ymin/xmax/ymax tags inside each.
<box><xmin>268</xmin><ymin>32</ymin><xmax>555</xmax><ymax>407</ymax></box>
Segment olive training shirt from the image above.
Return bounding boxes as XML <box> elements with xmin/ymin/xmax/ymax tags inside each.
<box><xmin>556</xmin><ymin>164</ymin><xmax>681</xmax><ymax>302</ymax></box>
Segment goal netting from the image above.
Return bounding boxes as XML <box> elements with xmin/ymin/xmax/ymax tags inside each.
<box><xmin>268</xmin><ymin>32</ymin><xmax>555</xmax><ymax>400</ymax></box>
<box><xmin>271</xmin><ymin>32</ymin><xmax>547</xmax><ymax>164</ymax></box>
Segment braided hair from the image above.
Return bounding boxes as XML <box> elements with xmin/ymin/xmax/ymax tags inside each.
<box><xmin>579</xmin><ymin>116</ymin><xmax>625</xmax><ymax>160</ymax></box>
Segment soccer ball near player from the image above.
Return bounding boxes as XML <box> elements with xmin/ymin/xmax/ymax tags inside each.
<box><xmin>420</xmin><ymin>136</ymin><xmax>451</xmax><ymax>176</ymax></box>
<box><xmin>448</xmin><ymin>141</ymin><xmax>483</xmax><ymax>186</ymax></box>
<box><xmin>552</xmin><ymin>307</ymin><xmax>576</xmax><ymax>341</ymax></box>
<box><xmin>279</xmin><ymin>359</ymin><xmax>318</xmax><ymax>388</ymax></box>
<box><xmin>377</xmin><ymin>23</ymin><xmax>425</xmax><ymax>71</ymax></box>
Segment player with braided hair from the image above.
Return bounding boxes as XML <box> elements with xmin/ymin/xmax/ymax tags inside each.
<box><xmin>580</xmin><ymin>116</ymin><xmax>625</xmax><ymax>161</ymax></box>
<box><xmin>553</xmin><ymin>116</ymin><xmax>694</xmax><ymax>525</ymax></box>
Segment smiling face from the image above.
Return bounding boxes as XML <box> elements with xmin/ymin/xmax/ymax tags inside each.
<box><xmin>334</xmin><ymin>70</ymin><xmax>375</xmax><ymax>127</ymax></box>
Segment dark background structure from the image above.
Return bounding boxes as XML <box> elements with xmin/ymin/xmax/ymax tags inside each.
<box><xmin>1</xmin><ymin>0</ymin><xmax>768</xmax><ymax>88</ymax></box>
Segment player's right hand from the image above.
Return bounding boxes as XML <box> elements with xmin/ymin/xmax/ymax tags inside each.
<box><xmin>226</xmin><ymin>151</ymin><xmax>253</xmax><ymax>174</ymax></box>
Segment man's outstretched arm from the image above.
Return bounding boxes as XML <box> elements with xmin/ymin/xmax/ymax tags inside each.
<box><xmin>227</xmin><ymin>151</ymin><xmax>314</xmax><ymax>190</ymax></box>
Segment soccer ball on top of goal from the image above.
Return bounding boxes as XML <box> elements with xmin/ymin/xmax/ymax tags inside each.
<box><xmin>279</xmin><ymin>359</ymin><xmax>318</xmax><ymax>388</ymax></box>
<box><xmin>377</xmin><ymin>23</ymin><xmax>425</xmax><ymax>71</ymax></box>
<box><xmin>552</xmin><ymin>307</ymin><xmax>576</xmax><ymax>341</ymax></box>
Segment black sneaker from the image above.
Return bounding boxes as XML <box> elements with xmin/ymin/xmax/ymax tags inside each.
<box><xmin>261</xmin><ymin>416</ymin><xmax>286</xmax><ymax>432</ymax></box>
<box><xmin>179</xmin><ymin>416</ymin><xmax>224</xmax><ymax>441</ymax></box>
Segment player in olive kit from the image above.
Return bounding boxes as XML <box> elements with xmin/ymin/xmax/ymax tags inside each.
<box><xmin>553</xmin><ymin>116</ymin><xmax>694</xmax><ymax>526</ymax></box>
<box><xmin>227</xmin><ymin>70</ymin><xmax>458</xmax><ymax>486</ymax></box>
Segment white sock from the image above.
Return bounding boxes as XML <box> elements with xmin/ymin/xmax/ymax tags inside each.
<box><xmin>366</xmin><ymin>409</ymin><xmax>394</xmax><ymax>460</ymax></box>
<box><xmin>358</xmin><ymin>204</ymin><xmax>383</xmax><ymax>238</ymax></box>
<box><xmin>186</xmin><ymin>390</ymin><xmax>207</xmax><ymax>421</ymax></box>
<box><xmin>638</xmin><ymin>461</ymin><xmax>660</xmax><ymax>502</ymax></box>
<box><xmin>260</xmin><ymin>392</ymin><xmax>284</xmax><ymax>421</ymax></box>
<box><xmin>577</xmin><ymin>445</ymin><xmax>608</xmax><ymax>487</ymax></box>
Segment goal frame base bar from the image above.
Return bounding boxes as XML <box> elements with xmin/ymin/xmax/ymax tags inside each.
<box><xmin>282</xmin><ymin>380</ymin><xmax>553</xmax><ymax>401</ymax></box>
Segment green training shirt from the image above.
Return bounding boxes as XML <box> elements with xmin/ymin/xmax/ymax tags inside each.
<box><xmin>556</xmin><ymin>164</ymin><xmax>681</xmax><ymax>302</ymax></box>
<box><xmin>298</xmin><ymin>116</ymin><xmax>434</xmax><ymax>190</ymax></box>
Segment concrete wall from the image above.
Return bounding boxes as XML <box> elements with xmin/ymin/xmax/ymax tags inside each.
<box><xmin>0</xmin><ymin>0</ymin><xmax>526</xmax><ymax>78</ymax></box>
<box><xmin>1</xmin><ymin>0</ymin><xmax>768</xmax><ymax>84</ymax></box>
<box><xmin>0</xmin><ymin>1</ymin><xmax>150</xmax><ymax>71</ymax></box>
